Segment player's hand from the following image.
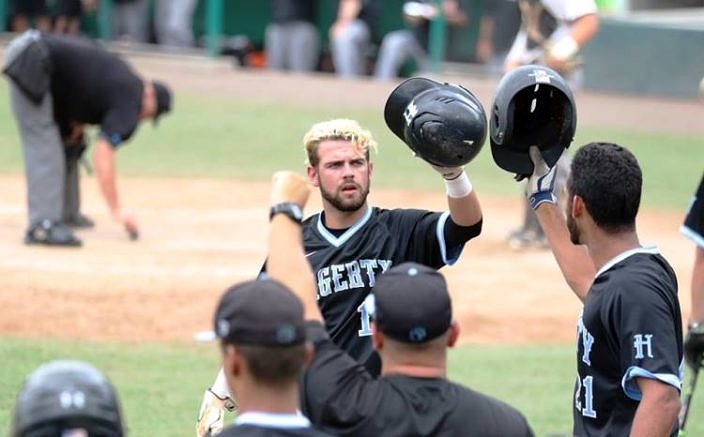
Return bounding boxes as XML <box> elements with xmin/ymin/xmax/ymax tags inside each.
<box><xmin>524</xmin><ymin>146</ymin><xmax>557</xmax><ymax>210</ymax></box>
<box><xmin>195</xmin><ymin>388</ymin><xmax>237</xmax><ymax>437</ymax></box>
<box><xmin>684</xmin><ymin>323</ymin><xmax>704</xmax><ymax>369</ymax></box>
<box><xmin>112</xmin><ymin>209</ymin><xmax>140</xmax><ymax>241</ymax></box>
<box><xmin>430</xmin><ymin>164</ymin><xmax>464</xmax><ymax>180</ymax></box>
<box><xmin>271</xmin><ymin>171</ymin><xmax>311</xmax><ymax>207</ymax></box>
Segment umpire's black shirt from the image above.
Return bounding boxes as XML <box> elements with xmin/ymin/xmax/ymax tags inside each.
<box><xmin>43</xmin><ymin>34</ymin><xmax>143</xmax><ymax>147</ymax></box>
<box><xmin>302</xmin><ymin>322</ymin><xmax>535</xmax><ymax>437</ymax></box>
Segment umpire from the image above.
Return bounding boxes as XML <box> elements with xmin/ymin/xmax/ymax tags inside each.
<box><xmin>3</xmin><ymin>30</ymin><xmax>171</xmax><ymax>246</ymax></box>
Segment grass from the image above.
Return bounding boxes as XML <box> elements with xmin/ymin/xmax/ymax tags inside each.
<box><xmin>2</xmin><ymin>338</ymin><xmax>702</xmax><ymax>436</ymax></box>
<box><xmin>0</xmin><ymin>86</ymin><xmax>701</xmax><ymax>210</ymax></box>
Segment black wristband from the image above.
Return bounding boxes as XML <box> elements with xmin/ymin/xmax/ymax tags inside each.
<box><xmin>269</xmin><ymin>202</ymin><xmax>303</xmax><ymax>224</ymax></box>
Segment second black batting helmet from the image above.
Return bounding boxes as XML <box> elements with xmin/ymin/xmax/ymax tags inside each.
<box><xmin>489</xmin><ymin>65</ymin><xmax>576</xmax><ymax>175</ymax></box>
<box><xmin>384</xmin><ymin>77</ymin><xmax>487</xmax><ymax>167</ymax></box>
<box><xmin>12</xmin><ymin>360</ymin><xmax>125</xmax><ymax>437</ymax></box>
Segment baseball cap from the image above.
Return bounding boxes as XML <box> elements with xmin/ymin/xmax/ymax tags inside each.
<box><xmin>373</xmin><ymin>262</ymin><xmax>452</xmax><ymax>343</ymax></box>
<box><xmin>152</xmin><ymin>80</ymin><xmax>172</xmax><ymax>125</ymax></box>
<box><xmin>213</xmin><ymin>279</ymin><xmax>305</xmax><ymax>347</ymax></box>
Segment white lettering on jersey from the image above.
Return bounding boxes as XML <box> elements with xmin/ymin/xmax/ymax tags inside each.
<box><xmin>316</xmin><ymin>259</ymin><xmax>392</xmax><ymax>299</ymax></box>
<box><xmin>633</xmin><ymin>334</ymin><xmax>654</xmax><ymax>359</ymax></box>
<box><xmin>577</xmin><ymin>316</ymin><xmax>594</xmax><ymax>366</ymax></box>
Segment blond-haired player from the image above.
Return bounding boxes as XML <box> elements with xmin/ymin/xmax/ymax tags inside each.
<box><xmin>197</xmin><ymin>118</ymin><xmax>485</xmax><ymax>436</ymax></box>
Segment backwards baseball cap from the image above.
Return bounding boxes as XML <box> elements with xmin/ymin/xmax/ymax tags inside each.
<box><xmin>152</xmin><ymin>80</ymin><xmax>172</xmax><ymax>125</ymax></box>
<box><xmin>373</xmin><ymin>262</ymin><xmax>452</xmax><ymax>343</ymax></box>
<box><xmin>213</xmin><ymin>279</ymin><xmax>305</xmax><ymax>347</ymax></box>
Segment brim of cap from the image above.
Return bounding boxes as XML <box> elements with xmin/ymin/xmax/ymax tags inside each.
<box><xmin>490</xmin><ymin>140</ymin><xmax>565</xmax><ymax>175</ymax></box>
<box><xmin>384</xmin><ymin>77</ymin><xmax>441</xmax><ymax>142</ymax></box>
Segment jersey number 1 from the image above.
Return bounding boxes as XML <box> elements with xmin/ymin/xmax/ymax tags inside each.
<box><xmin>356</xmin><ymin>301</ymin><xmax>372</xmax><ymax>337</ymax></box>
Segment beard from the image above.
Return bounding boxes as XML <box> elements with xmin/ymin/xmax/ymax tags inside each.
<box><xmin>567</xmin><ymin>213</ymin><xmax>580</xmax><ymax>245</ymax></box>
<box><xmin>320</xmin><ymin>180</ymin><xmax>370</xmax><ymax>212</ymax></box>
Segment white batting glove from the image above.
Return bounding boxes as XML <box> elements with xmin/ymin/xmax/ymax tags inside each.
<box><xmin>526</xmin><ymin>146</ymin><xmax>558</xmax><ymax>210</ymax></box>
<box><xmin>195</xmin><ymin>388</ymin><xmax>237</xmax><ymax>437</ymax></box>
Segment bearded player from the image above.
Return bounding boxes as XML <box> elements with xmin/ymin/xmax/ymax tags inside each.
<box><xmin>197</xmin><ymin>79</ymin><xmax>488</xmax><ymax>436</ymax></box>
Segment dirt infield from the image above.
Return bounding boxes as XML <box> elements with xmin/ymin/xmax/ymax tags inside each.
<box><xmin>0</xmin><ymin>53</ymin><xmax>699</xmax><ymax>345</ymax></box>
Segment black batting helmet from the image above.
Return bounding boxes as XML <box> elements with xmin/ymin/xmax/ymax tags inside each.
<box><xmin>384</xmin><ymin>77</ymin><xmax>487</xmax><ymax>167</ymax></box>
<box><xmin>12</xmin><ymin>360</ymin><xmax>125</xmax><ymax>437</ymax></box>
<box><xmin>489</xmin><ymin>65</ymin><xmax>576</xmax><ymax>175</ymax></box>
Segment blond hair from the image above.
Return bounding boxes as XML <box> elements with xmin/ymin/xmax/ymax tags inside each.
<box><xmin>303</xmin><ymin>119</ymin><xmax>378</xmax><ymax>166</ymax></box>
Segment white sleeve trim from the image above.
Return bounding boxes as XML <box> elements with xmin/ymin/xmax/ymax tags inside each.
<box><xmin>622</xmin><ymin>366</ymin><xmax>682</xmax><ymax>401</ymax></box>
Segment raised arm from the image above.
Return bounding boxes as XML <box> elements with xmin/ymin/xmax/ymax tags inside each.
<box><xmin>527</xmin><ymin>146</ymin><xmax>594</xmax><ymax>301</ymax></box>
<box><xmin>267</xmin><ymin>171</ymin><xmax>322</xmax><ymax>322</ymax></box>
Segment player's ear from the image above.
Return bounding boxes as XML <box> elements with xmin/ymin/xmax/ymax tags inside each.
<box><xmin>447</xmin><ymin>321</ymin><xmax>460</xmax><ymax>348</ymax></box>
<box><xmin>371</xmin><ymin>322</ymin><xmax>384</xmax><ymax>351</ymax></box>
<box><xmin>571</xmin><ymin>194</ymin><xmax>584</xmax><ymax>219</ymax></box>
<box><xmin>306</xmin><ymin>165</ymin><xmax>320</xmax><ymax>187</ymax></box>
<box><xmin>303</xmin><ymin>342</ymin><xmax>314</xmax><ymax>368</ymax></box>
<box><xmin>222</xmin><ymin>344</ymin><xmax>241</xmax><ymax>377</ymax></box>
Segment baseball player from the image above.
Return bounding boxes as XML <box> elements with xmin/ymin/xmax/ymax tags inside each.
<box><xmin>524</xmin><ymin>143</ymin><xmax>683</xmax><ymax>436</ymax></box>
<box><xmin>504</xmin><ymin>0</ymin><xmax>599</xmax><ymax>250</ymax></box>
<box><xmin>682</xmin><ymin>173</ymin><xmax>704</xmax><ymax>371</ymax></box>
<box><xmin>197</xmin><ymin>115</ymin><xmax>485</xmax><ymax>436</ymax></box>
<box><xmin>12</xmin><ymin>359</ymin><xmax>125</xmax><ymax>436</ymax></box>
<box><xmin>3</xmin><ymin>30</ymin><xmax>171</xmax><ymax>246</ymax></box>
<box><xmin>261</xmin><ymin>170</ymin><xmax>534</xmax><ymax>436</ymax></box>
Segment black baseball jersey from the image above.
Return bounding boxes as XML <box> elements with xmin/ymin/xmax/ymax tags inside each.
<box><xmin>681</xmin><ymin>173</ymin><xmax>704</xmax><ymax>249</ymax></box>
<box><xmin>573</xmin><ymin>247</ymin><xmax>682</xmax><ymax>436</ymax></box>
<box><xmin>301</xmin><ymin>322</ymin><xmax>535</xmax><ymax>437</ymax></box>
<box><xmin>301</xmin><ymin>206</ymin><xmax>465</xmax><ymax>372</ymax></box>
<box><xmin>43</xmin><ymin>34</ymin><xmax>144</xmax><ymax>148</ymax></box>
<box><xmin>219</xmin><ymin>412</ymin><xmax>333</xmax><ymax>436</ymax></box>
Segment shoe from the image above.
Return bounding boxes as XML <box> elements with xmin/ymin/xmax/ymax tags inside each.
<box><xmin>24</xmin><ymin>219</ymin><xmax>82</xmax><ymax>247</ymax></box>
<box><xmin>506</xmin><ymin>229</ymin><xmax>548</xmax><ymax>251</ymax></box>
<box><xmin>63</xmin><ymin>213</ymin><xmax>95</xmax><ymax>229</ymax></box>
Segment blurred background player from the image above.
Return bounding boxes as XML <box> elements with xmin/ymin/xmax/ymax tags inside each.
<box><xmin>54</xmin><ymin>0</ymin><xmax>98</xmax><ymax>35</ymax></box>
<box><xmin>265</xmin><ymin>0</ymin><xmax>321</xmax><ymax>72</ymax></box>
<box><xmin>329</xmin><ymin>0</ymin><xmax>378</xmax><ymax>77</ymax></box>
<box><xmin>8</xmin><ymin>0</ymin><xmax>51</xmax><ymax>33</ymax></box>
<box><xmin>154</xmin><ymin>0</ymin><xmax>198</xmax><ymax>49</ymax></box>
<box><xmin>11</xmin><ymin>359</ymin><xmax>125</xmax><ymax>437</ymax></box>
<box><xmin>503</xmin><ymin>0</ymin><xmax>599</xmax><ymax>250</ymax></box>
<box><xmin>374</xmin><ymin>0</ymin><xmax>468</xmax><ymax>80</ymax></box>
<box><xmin>681</xmin><ymin>173</ymin><xmax>704</xmax><ymax>371</ymax></box>
<box><xmin>475</xmin><ymin>0</ymin><xmax>521</xmax><ymax>77</ymax></box>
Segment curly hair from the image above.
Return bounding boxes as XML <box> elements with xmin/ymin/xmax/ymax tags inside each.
<box><xmin>303</xmin><ymin>119</ymin><xmax>378</xmax><ymax>167</ymax></box>
<box><xmin>570</xmin><ymin>142</ymin><xmax>642</xmax><ymax>232</ymax></box>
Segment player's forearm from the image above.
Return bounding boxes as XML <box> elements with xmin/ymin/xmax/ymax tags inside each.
<box><xmin>629</xmin><ymin>379</ymin><xmax>680</xmax><ymax>437</ymax></box>
<box><xmin>690</xmin><ymin>246</ymin><xmax>704</xmax><ymax>322</ymax></box>
<box><xmin>93</xmin><ymin>137</ymin><xmax>120</xmax><ymax>216</ymax></box>
<box><xmin>534</xmin><ymin>203</ymin><xmax>594</xmax><ymax>301</ymax></box>
<box><xmin>570</xmin><ymin>14</ymin><xmax>599</xmax><ymax>47</ymax></box>
<box><xmin>267</xmin><ymin>215</ymin><xmax>323</xmax><ymax>322</ymax></box>
<box><xmin>447</xmin><ymin>191</ymin><xmax>482</xmax><ymax>227</ymax></box>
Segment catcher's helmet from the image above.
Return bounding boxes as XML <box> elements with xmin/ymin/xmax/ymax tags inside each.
<box><xmin>12</xmin><ymin>360</ymin><xmax>124</xmax><ymax>437</ymax></box>
<box><xmin>384</xmin><ymin>77</ymin><xmax>487</xmax><ymax>167</ymax></box>
<box><xmin>489</xmin><ymin>65</ymin><xmax>576</xmax><ymax>175</ymax></box>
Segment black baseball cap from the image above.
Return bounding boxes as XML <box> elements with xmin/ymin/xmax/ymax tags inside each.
<box><xmin>374</xmin><ymin>262</ymin><xmax>452</xmax><ymax>343</ymax></box>
<box><xmin>213</xmin><ymin>279</ymin><xmax>305</xmax><ymax>347</ymax></box>
<box><xmin>152</xmin><ymin>80</ymin><xmax>172</xmax><ymax>125</ymax></box>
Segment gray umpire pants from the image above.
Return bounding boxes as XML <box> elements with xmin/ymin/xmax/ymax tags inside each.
<box><xmin>4</xmin><ymin>31</ymin><xmax>68</xmax><ymax>227</ymax></box>
<box><xmin>265</xmin><ymin>21</ymin><xmax>320</xmax><ymax>72</ymax></box>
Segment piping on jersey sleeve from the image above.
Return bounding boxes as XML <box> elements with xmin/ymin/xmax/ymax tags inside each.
<box><xmin>436</xmin><ymin>211</ymin><xmax>463</xmax><ymax>265</ymax></box>
<box><xmin>315</xmin><ymin>206</ymin><xmax>373</xmax><ymax>247</ymax></box>
<box><xmin>680</xmin><ymin>225</ymin><xmax>704</xmax><ymax>249</ymax></box>
<box><xmin>621</xmin><ymin>365</ymin><xmax>683</xmax><ymax>401</ymax></box>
